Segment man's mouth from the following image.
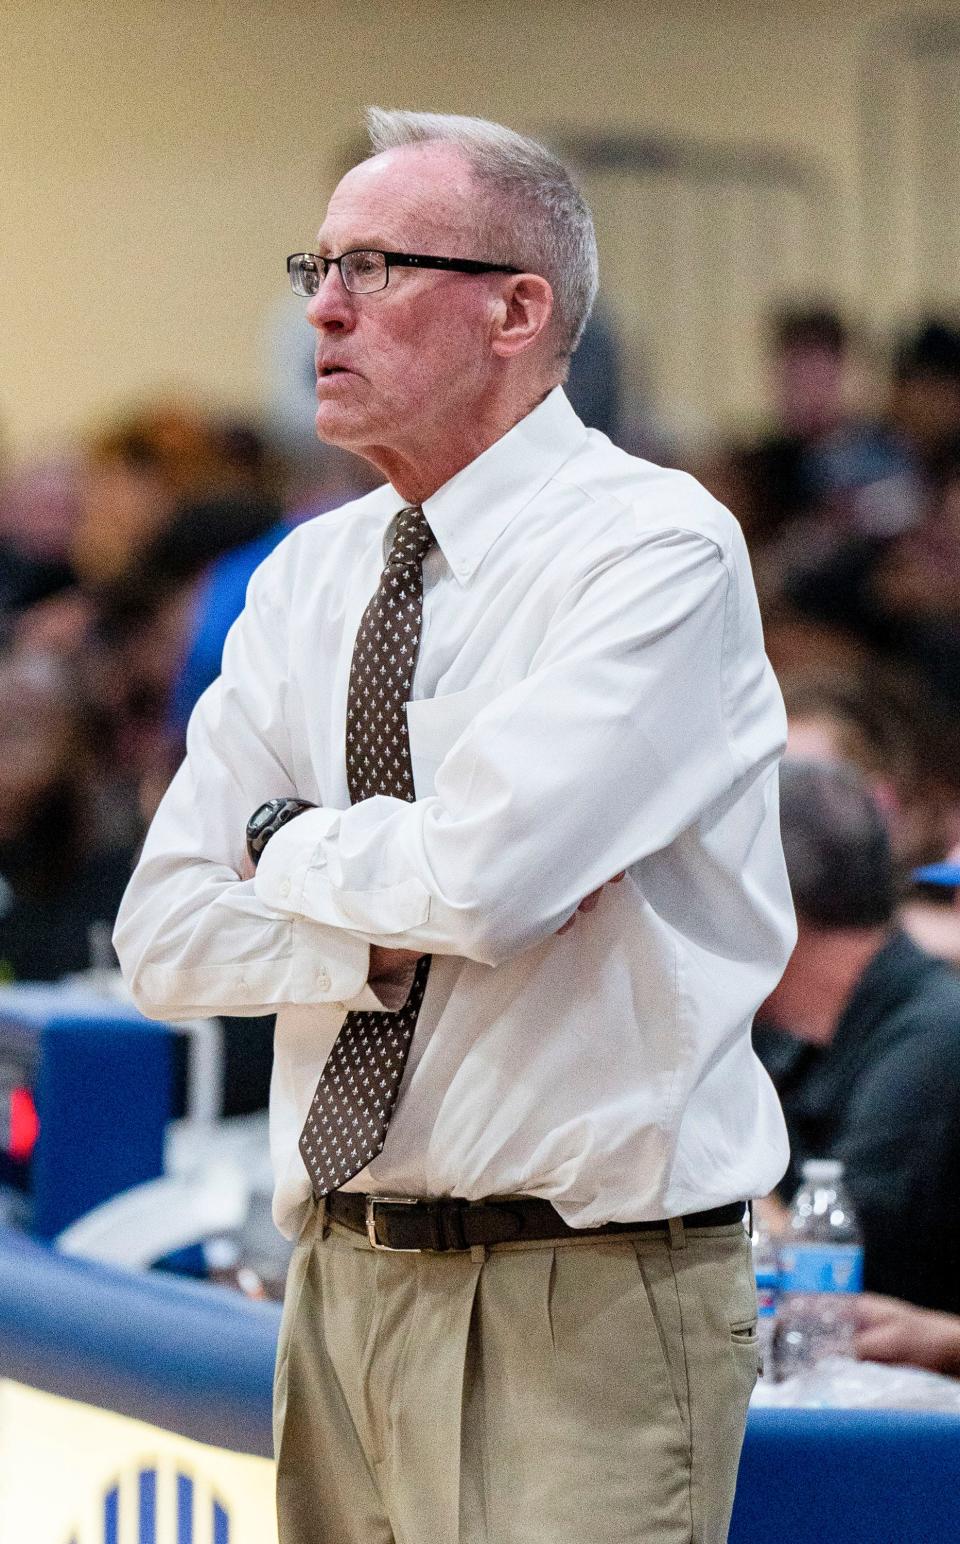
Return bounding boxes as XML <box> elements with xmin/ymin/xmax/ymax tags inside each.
<box><xmin>317</xmin><ymin>365</ymin><xmax>351</xmax><ymax>378</ymax></box>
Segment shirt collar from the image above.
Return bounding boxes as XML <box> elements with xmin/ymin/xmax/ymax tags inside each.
<box><xmin>384</xmin><ymin>387</ymin><xmax>588</xmax><ymax>585</ymax></box>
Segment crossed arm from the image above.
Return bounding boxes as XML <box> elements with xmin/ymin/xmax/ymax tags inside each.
<box><xmin>116</xmin><ymin>523</ymin><xmax>748</xmax><ymax>1021</ymax></box>
<box><xmin>240</xmin><ymin>829</ymin><xmax>623</xmax><ymax>1005</ymax></box>
<box><xmin>365</xmin><ymin>873</ymin><xmax>625</xmax><ymax>1005</ymax></box>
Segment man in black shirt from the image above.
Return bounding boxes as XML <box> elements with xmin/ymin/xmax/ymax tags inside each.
<box><xmin>755</xmin><ymin>758</ymin><xmax>960</xmax><ymax>1313</ymax></box>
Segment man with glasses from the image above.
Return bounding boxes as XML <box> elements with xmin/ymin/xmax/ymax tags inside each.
<box><xmin>116</xmin><ymin>109</ymin><xmax>794</xmax><ymax>1543</ymax></box>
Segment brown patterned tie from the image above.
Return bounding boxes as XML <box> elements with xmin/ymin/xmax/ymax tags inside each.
<box><xmin>299</xmin><ymin>505</ymin><xmax>434</xmax><ymax>1197</ymax></box>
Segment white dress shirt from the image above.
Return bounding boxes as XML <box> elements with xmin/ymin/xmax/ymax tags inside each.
<box><xmin>115</xmin><ymin>387</ymin><xmax>794</xmax><ymax>1239</ymax></box>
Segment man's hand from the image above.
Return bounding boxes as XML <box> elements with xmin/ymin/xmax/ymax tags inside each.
<box><xmin>556</xmin><ymin>872</ymin><xmax>626</xmax><ymax>934</ymax></box>
<box><xmin>754</xmin><ymin>1191</ymin><xmax>790</xmax><ymax>1236</ymax></box>
<box><xmin>853</xmin><ymin>1294</ymin><xmax>960</xmax><ymax>1377</ymax></box>
<box><xmin>368</xmin><ymin>944</ymin><xmax>423</xmax><ymax>1010</ymax></box>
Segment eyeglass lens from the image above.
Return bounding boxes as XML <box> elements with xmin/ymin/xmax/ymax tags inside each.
<box><xmin>289</xmin><ymin>250</ymin><xmax>389</xmax><ymax>296</ymax></box>
<box><xmin>289</xmin><ymin>255</ymin><xmax>320</xmax><ymax>296</ymax></box>
<box><xmin>341</xmin><ymin>251</ymin><xmax>388</xmax><ymax>291</ymax></box>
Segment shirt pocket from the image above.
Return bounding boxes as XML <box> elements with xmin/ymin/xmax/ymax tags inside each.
<box><xmin>405</xmin><ymin>683</ymin><xmax>501</xmax><ymax>796</ymax></box>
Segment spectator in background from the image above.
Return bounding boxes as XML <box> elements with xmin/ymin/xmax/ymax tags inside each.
<box><xmin>0</xmin><ymin>651</ymin><xmax>135</xmax><ymax>982</ymax></box>
<box><xmin>738</xmin><ymin>303</ymin><xmax>853</xmax><ymax>545</ymax></box>
<box><xmin>0</xmin><ymin>457</ymin><xmax>82</xmax><ymax>633</ymax></box>
<box><xmin>872</xmin><ymin>462</ymin><xmax>960</xmax><ymax>625</ymax></box>
<box><xmin>711</xmin><ymin>304</ymin><xmax>911</xmax><ymax>707</ymax></box>
<box><xmin>14</xmin><ymin>401</ymin><xmax>269</xmax><ymax>657</ymax></box>
<box><xmin>755</xmin><ymin>758</ymin><xmax>960</xmax><ymax>1313</ymax></box>
<box><xmin>889</xmin><ymin>318</ymin><xmax>960</xmax><ymax>484</ymax></box>
<box><xmin>864</xmin><ymin>456</ymin><xmax>960</xmax><ymax>713</ymax></box>
<box><xmin>782</xmin><ymin>671</ymin><xmax>929</xmax><ymax>855</ymax></box>
<box><xmin>782</xmin><ymin>667</ymin><xmax>960</xmax><ymax>858</ymax></box>
<box><xmin>166</xmin><ymin>520</ymin><xmax>293</xmax><ymax>745</ymax></box>
<box><xmin>115</xmin><ymin>471</ymin><xmax>290</xmax><ymax>768</ymax></box>
<box><xmin>782</xmin><ymin>318</ymin><xmax>960</xmax><ymax>709</ymax></box>
<box><xmin>72</xmin><ymin>402</ymin><xmax>281</xmax><ymax>589</ymax></box>
<box><xmin>781</xmin><ymin>670</ymin><xmax>960</xmax><ymax>967</ymax></box>
<box><xmin>12</xmin><ymin>404</ymin><xmax>298</xmax><ymax>830</ymax></box>
<box><xmin>72</xmin><ymin>404</ymin><xmax>215</xmax><ymax>589</ymax></box>
<box><xmin>730</xmin><ymin>303</ymin><xmax>905</xmax><ymax>557</ymax></box>
<box><xmin>902</xmin><ymin>847</ymin><xmax>960</xmax><ymax>973</ymax></box>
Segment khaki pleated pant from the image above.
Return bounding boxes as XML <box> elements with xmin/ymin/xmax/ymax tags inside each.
<box><xmin>274</xmin><ymin>1204</ymin><xmax>759</xmax><ymax>1544</ymax></box>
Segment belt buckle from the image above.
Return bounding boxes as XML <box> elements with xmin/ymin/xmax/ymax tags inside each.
<box><xmin>365</xmin><ymin>1194</ymin><xmax>422</xmax><ymax>1252</ymax></box>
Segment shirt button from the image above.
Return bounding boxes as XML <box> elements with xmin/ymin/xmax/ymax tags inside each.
<box><xmin>279</xmin><ymin>879</ymin><xmax>291</xmax><ymax>898</ymax></box>
<box><xmin>332</xmin><ymin>1001</ymin><xmax>345</xmax><ymax>1014</ymax></box>
<box><xmin>316</xmin><ymin>968</ymin><xmax>331</xmax><ymax>991</ymax></box>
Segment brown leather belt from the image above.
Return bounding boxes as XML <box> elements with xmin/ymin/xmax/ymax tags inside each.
<box><xmin>324</xmin><ymin>1191</ymin><xmax>747</xmax><ymax>1253</ymax></box>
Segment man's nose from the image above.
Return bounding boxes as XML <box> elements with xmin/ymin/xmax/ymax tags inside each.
<box><xmin>305</xmin><ymin>264</ymin><xmax>355</xmax><ymax>330</ymax></box>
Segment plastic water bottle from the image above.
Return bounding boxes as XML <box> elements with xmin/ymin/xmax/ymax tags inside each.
<box><xmin>778</xmin><ymin>1158</ymin><xmax>864</xmax><ymax>1376</ymax></box>
<box><xmin>751</xmin><ymin>1213</ymin><xmax>780</xmax><ymax>1378</ymax></box>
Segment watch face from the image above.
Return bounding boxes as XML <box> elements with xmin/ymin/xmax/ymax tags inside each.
<box><xmin>249</xmin><ymin>801</ymin><xmax>283</xmax><ymax>839</ymax></box>
<box><xmin>246</xmin><ymin>798</ymin><xmax>315</xmax><ymax>864</ymax></box>
<box><xmin>246</xmin><ymin>800</ymin><xmax>286</xmax><ymax>861</ymax></box>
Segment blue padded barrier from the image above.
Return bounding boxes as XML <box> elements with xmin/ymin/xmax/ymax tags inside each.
<box><xmin>0</xmin><ymin>1226</ymin><xmax>278</xmax><ymax>1455</ymax></box>
<box><xmin>1</xmin><ymin>1221</ymin><xmax>960</xmax><ymax>1537</ymax></box>
<box><xmin>32</xmin><ymin>1012</ymin><xmax>172</xmax><ymax>1237</ymax></box>
<box><xmin>0</xmin><ymin>985</ymin><xmax>174</xmax><ymax>1239</ymax></box>
<box><xmin>731</xmin><ymin>1404</ymin><xmax>960</xmax><ymax>1544</ymax></box>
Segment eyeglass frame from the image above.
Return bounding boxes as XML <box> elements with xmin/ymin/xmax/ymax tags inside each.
<box><xmin>287</xmin><ymin>248</ymin><xmax>522</xmax><ymax>297</ymax></box>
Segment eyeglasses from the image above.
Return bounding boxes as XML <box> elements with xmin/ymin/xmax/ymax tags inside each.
<box><xmin>287</xmin><ymin>248</ymin><xmax>520</xmax><ymax>297</ymax></box>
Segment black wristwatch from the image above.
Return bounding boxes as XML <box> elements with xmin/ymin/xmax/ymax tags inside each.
<box><xmin>246</xmin><ymin>797</ymin><xmax>316</xmax><ymax>868</ymax></box>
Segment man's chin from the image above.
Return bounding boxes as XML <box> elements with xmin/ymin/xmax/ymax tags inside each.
<box><xmin>313</xmin><ymin>403</ymin><xmax>372</xmax><ymax>450</ymax></box>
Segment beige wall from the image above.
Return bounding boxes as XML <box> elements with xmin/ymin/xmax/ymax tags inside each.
<box><xmin>0</xmin><ymin>0</ymin><xmax>954</xmax><ymax>462</ymax></box>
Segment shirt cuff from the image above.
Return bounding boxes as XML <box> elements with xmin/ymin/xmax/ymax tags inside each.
<box><xmin>254</xmin><ymin>804</ymin><xmax>431</xmax><ymax>939</ymax></box>
<box><xmin>287</xmin><ymin>915</ymin><xmax>375</xmax><ymax>1007</ymax></box>
<box><xmin>254</xmin><ymin>809</ymin><xmax>398</xmax><ymax>1008</ymax></box>
<box><xmin>254</xmin><ymin>805</ymin><xmax>340</xmax><ymax>914</ymax></box>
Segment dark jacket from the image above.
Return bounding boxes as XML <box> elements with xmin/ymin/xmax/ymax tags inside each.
<box><xmin>755</xmin><ymin>929</ymin><xmax>960</xmax><ymax>1312</ymax></box>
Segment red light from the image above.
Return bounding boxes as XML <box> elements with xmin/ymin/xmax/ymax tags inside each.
<box><xmin>9</xmin><ymin>1087</ymin><xmax>39</xmax><ymax>1161</ymax></box>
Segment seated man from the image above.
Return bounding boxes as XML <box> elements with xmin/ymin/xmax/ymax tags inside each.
<box><xmin>755</xmin><ymin>757</ymin><xmax>960</xmax><ymax>1313</ymax></box>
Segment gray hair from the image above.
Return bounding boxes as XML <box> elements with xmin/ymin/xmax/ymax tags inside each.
<box><xmin>778</xmin><ymin>758</ymin><xmax>899</xmax><ymax>929</ymax></box>
<box><xmin>364</xmin><ymin>108</ymin><xmax>599</xmax><ymax>358</ymax></box>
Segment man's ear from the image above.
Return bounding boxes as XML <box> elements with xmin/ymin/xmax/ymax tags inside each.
<box><xmin>490</xmin><ymin>274</ymin><xmax>554</xmax><ymax>359</ymax></box>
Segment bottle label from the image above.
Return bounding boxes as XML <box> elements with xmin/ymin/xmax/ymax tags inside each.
<box><xmin>757</xmin><ymin>1285</ymin><xmax>777</xmax><ymax>1319</ymax></box>
<box><xmin>779</xmin><ymin>1242</ymin><xmax>864</xmax><ymax>1294</ymax></box>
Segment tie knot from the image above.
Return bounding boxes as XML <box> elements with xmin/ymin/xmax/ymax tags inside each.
<box><xmin>387</xmin><ymin>505</ymin><xmax>434</xmax><ymax>569</ymax></box>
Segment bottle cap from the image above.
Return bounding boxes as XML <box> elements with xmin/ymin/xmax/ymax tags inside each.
<box><xmin>801</xmin><ymin>1158</ymin><xmax>843</xmax><ymax>1182</ymax></box>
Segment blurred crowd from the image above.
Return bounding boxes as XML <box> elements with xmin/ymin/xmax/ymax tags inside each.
<box><xmin>2</xmin><ymin>298</ymin><xmax>960</xmax><ymax>1343</ymax></box>
<box><xmin>0</xmin><ymin>400</ymin><xmax>380</xmax><ymax>1113</ymax></box>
